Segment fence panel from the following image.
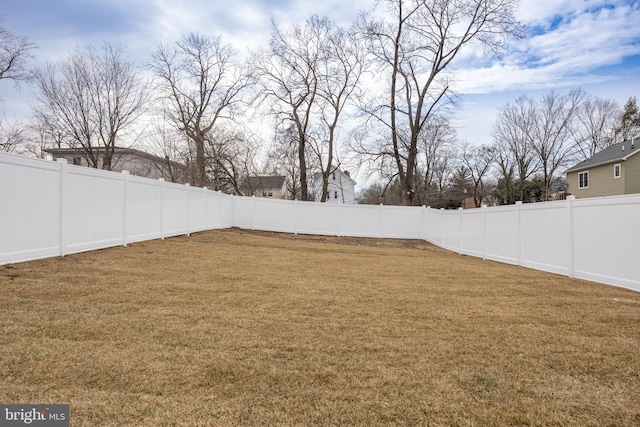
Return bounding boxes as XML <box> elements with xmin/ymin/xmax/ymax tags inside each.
<box><xmin>187</xmin><ymin>186</ymin><xmax>207</xmax><ymax>234</ymax></box>
<box><xmin>295</xmin><ymin>202</ymin><xmax>339</xmax><ymax>236</ymax></box>
<box><xmin>338</xmin><ymin>204</ymin><xmax>381</xmax><ymax>237</ymax></box>
<box><xmin>205</xmin><ymin>191</ymin><xmax>231</xmax><ymax>230</ymax></box>
<box><xmin>440</xmin><ymin>211</ymin><xmax>461</xmax><ymax>251</ymax></box>
<box><xmin>218</xmin><ymin>193</ymin><xmax>234</xmax><ymax>228</ymax></box>
<box><xmin>519</xmin><ymin>202</ymin><xmax>570</xmax><ymax>276</ymax></box>
<box><xmin>424</xmin><ymin>207</ymin><xmax>442</xmax><ymax>244</ymax></box>
<box><xmin>2</xmin><ymin>152</ymin><xmax>639</xmax><ymax>292</ymax></box>
<box><xmin>231</xmin><ymin>196</ymin><xmax>255</xmax><ymax>230</ymax></box>
<box><xmin>484</xmin><ymin>206</ymin><xmax>519</xmax><ymax>265</ymax></box>
<box><xmin>459</xmin><ymin>209</ymin><xmax>484</xmax><ymax>257</ymax></box>
<box><xmin>0</xmin><ymin>154</ymin><xmax>61</xmax><ymax>264</ymax></box>
<box><xmin>64</xmin><ymin>166</ymin><xmax>125</xmax><ymax>254</ymax></box>
<box><xmin>250</xmin><ymin>198</ymin><xmax>296</xmax><ymax>233</ymax></box>
<box><xmin>378</xmin><ymin>206</ymin><xmax>425</xmax><ymax>239</ymax></box>
<box><xmin>161</xmin><ymin>182</ymin><xmax>188</xmax><ymax>237</ymax></box>
<box><xmin>572</xmin><ymin>195</ymin><xmax>640</xmax><ymax>289</ymax></box>
<box><xmin>126</xmin><ymin>175</ymin><xmax>162</xmax><ymax>243</ymax></box>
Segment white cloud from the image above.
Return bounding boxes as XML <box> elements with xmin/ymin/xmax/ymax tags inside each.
<box><xmin>454</xmin><ymin>1</ymin><xmax>640</xmax><ymax>94</ymax></box>
<box><xmin>516</xmin><ymin>0</ymin><xmax>610</xmax><ymax>25</ymax></box>
<box><xmin>2</xmin><ymin>0</ymin><xmax>639</xmax><ymax>145</ymax></box>
<box><xmin>135</xmin><ymin>0</ymin><xmax>372</xmax><ymax>59</ymax></box>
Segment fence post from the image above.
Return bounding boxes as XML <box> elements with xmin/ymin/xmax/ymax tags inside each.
<box><xmin>425</xmin><ymin>206</ymin><xmax>430</xmax><ymax>242</ymax></box>
<box><xmin>159</xmin><ymin>178</ymin><xmax>165</xmax><ymax>240</ymax></box>
<box><xmin>251</xmin><ymin>196</ymin><xmax>256</xmax><ymax>230</ymax></box>
<box><xmin>294</xmin><ymin>199</ymin><xmax>298</xmax><ymax>234</ymax></box>
<box><xmin>516</xmin><ymin>201</ymin><xmax>523</xmax><ymax>266</ymax></box>
<box><xmin>567</xmin><ymin>196</ymin><xmax>575</xmax><ymax>278</ymax></box>
<box><xmin>379</xmin><ymin>203</ymin><xmax>384</xmax><ymax>239</ymax></box>
<box><xmin>482</xmin><ymin>204</ymin><xmax>487</xmax><ymax>260</ymax></box>
<box><xmin>227</xmin><ymin>192</ymin><xmax>231</xmax><ymax>228</ymax></box>
<box><xmin>458</xmin><ymin>207</ymin><xmax>463</xmax><ymax>255</ymax></box>
<box><xmin>57</xmin><ymin>158</ymin><xmax>68</xmax><ymax>257</ymax></box>
<box><xmin>203</xmin><ymin>187</ymin><xmax>208</xmax><ymax>231</ymax></box>
<box><xmin>218</xmin><ymin>191</ymin><xmax>224</xmax><ymax>229</ymax></box>
<box><xmin>122</xmin><ymin>170</ymin><xmax>129</xmax><ymax>247</ymax></box>
<box><xmin>421</xmin><ymin>206</ymin><xmax>426</xmax><ymax>240</ymax></box>
<box><xmin>440</xmin><ymin>208</ymin><xmax>445</xmax><ymax>247</ymax></box>
<box><xmin>185</xmin><ymin>183</ymin><xmax>190</xmax><ymax>237</ymax></box>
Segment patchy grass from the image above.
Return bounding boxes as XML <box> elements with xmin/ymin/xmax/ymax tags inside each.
<box><xmin>1</xmin><ymin>228</ymin><xmax>639</xmax><ymax>426</ymax></box>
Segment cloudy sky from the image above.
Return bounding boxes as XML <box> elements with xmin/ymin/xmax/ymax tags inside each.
<box><xmin>1</xmin><ymin>0</ymin><xmax>639</xmax><ymax>147</ymax></box>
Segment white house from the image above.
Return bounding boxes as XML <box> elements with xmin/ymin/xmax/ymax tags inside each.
<box><xmin>313</xmin><ymin>169</ymin><xmax>357</xmax><ymax>204</ymax></box>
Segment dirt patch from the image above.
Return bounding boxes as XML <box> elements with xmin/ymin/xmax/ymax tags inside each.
<box><xmin>219</xmin><ymin>226</ymin><xmax>443</xmax><ymax>250</ymax></box>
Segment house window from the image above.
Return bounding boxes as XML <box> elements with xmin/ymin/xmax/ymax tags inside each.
<box><xmin>334</xmin><ymin>191</ymin><xmax>338</xmax><ymax>199</ymax></box>
<box><xmin>614</xmin><ymin>164</ymin><xmax>621</xmax><ymax>179</ymax></box>
<box><xmin>332</xmin><ymin>173</ymin><xmax>336</xmax><ymax>180</ymax></box>
<box><xmin>267</xmin><ymin>192</ymin><xmax>273</xmax><ymax>197</ymax></box>
<box><xmin>261</xmin><ymin>192</ymin><xmax>267</xmax><ymax>197</ymax></box>
<box><xmin>578</xmin><ymin>171</ymin><xmax>589</xmax><ymax>189</ymax></box>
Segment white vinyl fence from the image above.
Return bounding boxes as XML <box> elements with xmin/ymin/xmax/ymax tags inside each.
<box><xmin>1</xmin><ymin>152</ymin><xmax>639</xmax><ymax>292</ymax></box>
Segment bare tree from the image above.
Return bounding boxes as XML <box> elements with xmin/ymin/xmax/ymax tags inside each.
<box><xmin>460</xmin><ymin>142</ymin><xmax>495</xmax><ymax>207</ymax></box>
<box><xmin>491</xmin><ymin>139</ymin><xmax>518</xmax><ymax>205</ymax></box>
<box><xmin>311</xmin><ymin>19</ymin><xmax>364</xmax><ymax>202</ymax></box>
<box><xmin>265</xmin><ymin>125</ymin><xmax>303</xmax><ymax>199</ymax></box>
<box><xmin>253</xmin><ymin>15</ymin><xmax>344</xmax><ymax>200</ymax></box>
<box><xmin>32</xmin><ymin>43</ymin><xmax>149</xmax><ymax>169</ymax></box>
<box><xmin>150</xmin><ymin>33</ymin><xmax>252</xmax><ymax>187</ymax></box>
<box><xmin>530</xmin><ymin>89</ymin><xmax>586</xmax><ymax>201</ymax></box>
<box><xmin>417</xmin><ymin>113</ymin><xmax>456</xmax><ymax>206</ymax></box>
<box><xmin>358</xmin><ymin>0</ymin><xmax>523</xmax><ymax>205</ymax></box>
<box><xmin>206</xmin><ymin>126</ymin><xmax>262</xmax><ymax>194</ymax></box>
<box><xmin>0</xmin><ymin>21</ymin><xmax>35</xmax><ymax>153</ymax></box>
<box><xmin>573</xmin><ymin>95</ymin><xmax>620</xmax><ymax>160</ymax></box>
<box><xmin>0</xmin><ymin>118</ymin><xmax>26</xmax><ymax>152</ymax></box>
<box><xmin>493</xmin><ymin>90</ymin><xmax>586</xmax><ymax>202</ymax></box>
<box><xmin>0</xmin><ymin>20</ymin><xmax>35</xmax><ymax>83</ymax></box>
<box><xmin>356</xmin><ymin>179</ymin><xmax>404</xmax><ymax>205</ymax></box>
<box><xmin>144</xmin><ymin>114</ymin><xmax>191</xmax><ymax>183</ymax></box>
<box><xmin>492</xmin><ymin>96</ymin><xmax>539</xmax><ymax>202</ymax></box>
<box><xmin>356</xmin><ymin>181</ymin><xmax>388</xmax><ymax>205</ymax></box>
<box><xmin>431</xmin><ymin>145</ymin><xmax>458</xmax><ymax>208</ymax></box>
<box><xmin>21</xmin><ymin>119</ymin><xmax>66</xmax><ymax>158</ymax></box>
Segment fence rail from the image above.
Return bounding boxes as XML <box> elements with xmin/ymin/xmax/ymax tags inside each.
<box><xmin>2</xmin><ymin>152</ymin><xmax>638</xmax><ymax>291</ymax></box>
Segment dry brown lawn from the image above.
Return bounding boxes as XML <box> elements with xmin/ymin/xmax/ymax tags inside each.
<box><xmin>1</xmin><ymin>228</ymin><xmax>639</xmax><ymax>426</ymax></box>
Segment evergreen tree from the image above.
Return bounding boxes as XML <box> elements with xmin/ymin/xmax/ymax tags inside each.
<box><xmin>615</xmin><ymin>97</ymin><xmax>640</xmax><ymax>141</ymax></box>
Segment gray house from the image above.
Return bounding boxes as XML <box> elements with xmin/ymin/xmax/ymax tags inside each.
<box><xmin>565</xmin><ymin>138</ymin><xmax>640</xmax><ymax>198</ymax></box>
<box><xmin>240</xmin><ymin>176</ymin><xmax>287</xmax><ymax>198</ymax></box>
<box><xmin>45</xmin><ymin>146</ymin><xmax>189</xmax><ymax>183</ymax></box>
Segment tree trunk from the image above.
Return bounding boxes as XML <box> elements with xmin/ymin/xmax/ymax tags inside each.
<box><xmin>195</xmin><ymin>138</ymin><xmax>206</xmax><ymax>187</ymax></box>
<box><xmin>298</xmin><ymin>137</ymin><xmax>308</xmax><ymax>201</ymax></box>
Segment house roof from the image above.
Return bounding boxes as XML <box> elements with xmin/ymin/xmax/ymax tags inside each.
<box><xmin>44</xmin><ymin>146</ymin><xmax>185</xmax><ymax>168</ymax></box>
<box><xmin>566</xmin><ymin>138</ymin><xmax>640</xmax><ymax>173</ymax></box>
<box><xmin>312</xmin><ymin>169</ymin><xmax>357</xmax><ymax>185</ymax></box>
<box><xmin>241</xmin><ymin>175</ymin><xmax>286</xmax><ymax>191</ymax></box>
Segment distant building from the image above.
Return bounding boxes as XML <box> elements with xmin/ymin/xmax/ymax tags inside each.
<box><xmin>565</xmin><ymin>138</ymin><xmax>640</xmax><ymax>198</ymax></box>
<box><xmin>45</xmin><ymin>146</ymin><xmax>188</xmax><ymax>183</ymax></box>
<box><xmin>240</xmin><ymin>175</ymin><xmax>287</xmax><ymax>198</ymax></box>
<box><xmin>313</xmin><ymin>169</ymin><xmax>357</xmax><ymax>204</ymax></box>
<box><xmin>461</xmin><ymin>195</ymin><xmax>497</xmax><ymax>209</ymax></box>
